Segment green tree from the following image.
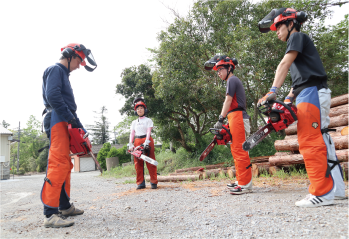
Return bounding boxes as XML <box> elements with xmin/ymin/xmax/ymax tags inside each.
<box><xmin>87</xmin><ymin>106</ymin><xmax>110</xmax><ymax>144</ymax></box>
<box><xmin>1</xmin><ymin>120</ymin><xmax>10</xmax><ymax>128</ymax></box>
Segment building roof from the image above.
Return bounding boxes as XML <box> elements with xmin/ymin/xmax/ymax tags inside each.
<box><xmin>0</xmin><ymin>126</ymin><xmax>13</xmax><ymax>135</ymax></box>
<box><xmin>91</xmin><ymin>144</ymin><xmax>125</xmax><ymax>154</ymax></box>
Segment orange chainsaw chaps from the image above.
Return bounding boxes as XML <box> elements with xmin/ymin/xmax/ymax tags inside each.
<box><xmin>227</xmin><ymin>111</ymin><xmax>252</xmax><ymax>185</ymax></box>
<box><xmin>297</xmin><ymin>102</ymin><xmax>333</xmax><ymax>196</ymax></box>
<box><xmin>41</xmin><ymin>122</ymin><xmax>73</xmax><ymax>208</ymax></box>
<box><xmin>134</xmin><ymin>137</ymin><xmax>158</xmax><ymax>185</ymax></box>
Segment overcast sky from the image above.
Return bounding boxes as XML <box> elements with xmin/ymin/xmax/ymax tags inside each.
<box><xmin>1</xmin><ymin>0</ymin><xmax>347</xmax><ymax>136</ymax></box>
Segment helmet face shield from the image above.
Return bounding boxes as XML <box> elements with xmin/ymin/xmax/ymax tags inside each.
<box><xmin>204</xmin><ymin>61</ymin><xmax>216</xmax><ymax>70</ymax></box>
<box><xmin>258</xmin><ymin>8</ymin><xmax>287</xmax><ymax>33</ymax></box>
<box><xmin>77</xmin><ymin>45</ymin><xmax>97</xmax><ymax>72</ymax></box>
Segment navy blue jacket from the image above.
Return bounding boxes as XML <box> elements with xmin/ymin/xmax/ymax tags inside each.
<box><xmin>42</xmin><ymin>63</ymin><xmax>83</xmax><ymax>128</ymax></box>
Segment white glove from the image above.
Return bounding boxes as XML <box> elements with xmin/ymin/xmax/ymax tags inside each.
<box><xmin>128</xmin><ymin>143</ymin><xmax>134</xmax><ymax>151</ymax></box>
<box><xmin>143</xmin><ymin>140</ymin><xmax>151</xmax><ymax>147</ymax></box>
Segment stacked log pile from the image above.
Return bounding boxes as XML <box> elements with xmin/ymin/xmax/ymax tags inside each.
<box><xmin>265</xmin><ymin>94</ymin><xmax>348</xmax><ymax>179</ymax></box>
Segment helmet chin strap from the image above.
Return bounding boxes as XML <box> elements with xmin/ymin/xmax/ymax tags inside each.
<box><xmin>286</xmin><ymin>21</ymin><xmax>296</xmax><ymax>41</ymax></box>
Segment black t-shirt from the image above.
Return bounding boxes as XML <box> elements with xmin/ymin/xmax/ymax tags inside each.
<box><xmin>285</xmin><ymin>32</ymin><xmax>327</xmax><ymax>90</ymax></box>
<box><xmin>226</xmin><ymin>75</ymin><xmax>249</xmax><ymax>119</ymax></box>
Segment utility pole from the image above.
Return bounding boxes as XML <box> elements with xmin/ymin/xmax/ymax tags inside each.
<box><xmin>17</xmin><ymin>122</ymin><xmax>20</xmax><ymax>172</ymax></box>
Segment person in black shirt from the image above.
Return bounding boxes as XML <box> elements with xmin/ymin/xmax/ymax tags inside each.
<box><xmin>258</xmin><ymin>8</ymin><xmax>345</xmax><ymax>207</ymax></box>
<box><xmin>205</xmin><ymin>55</ymin><xmax>252</xmax><ymax>195</ymax></box>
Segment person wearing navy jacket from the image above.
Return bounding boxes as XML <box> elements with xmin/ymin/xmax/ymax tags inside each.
<box><xmin>41</xmin><ymin>43</ymin><xmax>97</xmax><ymax>228</ymax></box>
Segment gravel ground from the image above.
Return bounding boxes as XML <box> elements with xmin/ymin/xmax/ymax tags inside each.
<box><xmin>1</xmin><ymin>171</ymin><xmax>348</xmax><ymax>238</ymax></box>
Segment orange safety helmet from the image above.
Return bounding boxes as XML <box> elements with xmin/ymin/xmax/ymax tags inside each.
<box><xmin>133</xmin><ymin>98</ymin><xmax>148</xmax><ymax>116</ymax></box>
<box><xmin>134</xmin><ymin>101</ymin><xmax>147</xmax><ymax>111</ymax></box>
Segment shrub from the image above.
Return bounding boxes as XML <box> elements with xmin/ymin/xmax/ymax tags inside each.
<box><xmin>18</xmin><ymin>167</ymin><xmax>25</xmax><ymax>175</ymax></box>
<box><xmin>116</xmin><ymin>145</ymin><xmax>131</xmax><ymax>165</ymax></box>
<box><xmin>97</xmin><ymin>143</ymin><xmax>111</xmax><ymax>170</ymax></box>
<box><xmin>107</xmin><ymin>147</ymin><xmax>118</xmax><ymax>158</ymax></box>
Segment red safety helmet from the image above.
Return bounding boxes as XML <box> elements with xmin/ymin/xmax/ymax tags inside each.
<box><xmin>259</xmin><ymin>8</ymin><xmax>307</xmax><ymax>33</ymax></box>
<box><xmin>204</xmin><ymin>55</ymin><xmax>238</xmax><ymax>71</ymax></box>
<box><xmin>133</xmin><ymin>98</ymin><xmax>147</xmax><ymax>111</ymax></box>
<box><xmin>61</xmin><ymin>43</ymin><xmax>97</xmax><ymax>72</ymax></box>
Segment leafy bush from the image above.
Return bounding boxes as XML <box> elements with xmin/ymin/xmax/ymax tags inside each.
<box><xmin>18</xmin><ymin>167</ymin><xmax>25</xmax><ymax>175</ymax></box>
<box><xmin>97</xmin><ymin>142</ymin><xmax>111</xmax><ymax>170</ymax></box>
<box><xmin>116</xmin><ymin>145</ymin><xmax>131</xmax><ymax>165</ymax></box>
<box><xmin>107</xmin><ymin>147</ymin><xmax>118</xmax><ymax>158</ymax></box>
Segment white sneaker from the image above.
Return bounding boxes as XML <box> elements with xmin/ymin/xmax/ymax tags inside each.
<box><xmin>334</xmin><ymin>196</ymin><xmax>347</xmax><ymax>200</ymax></box>
<box><xmin>295</xmin><ymin>194</ymin><xmax>334</xmax><ymax>207</ymax></box>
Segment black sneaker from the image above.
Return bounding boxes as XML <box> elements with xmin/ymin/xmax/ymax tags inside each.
<box><xmin>230</xmin><ymin>186</ymin><xmax>252</xmax><ymax>195</ymax></box>
<box><xmin>227</xmin><ymin>181</ymin><xmax>238</xmax><ymax>190</ymax></box>
<box><xmin>151</xmin><ymin>184</ymin><xmax>157</xmax><ymax>189</ymax></box>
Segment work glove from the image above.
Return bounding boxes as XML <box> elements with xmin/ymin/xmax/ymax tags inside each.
<box><xmin>284</xmin><ymin>96</ymin><xmax>294</xmax><ymax>105</ymax></box>
<box><xmin>143</xmin><ymin>139</ymin><xmax>151</xmax><ymax>148</ymax></box>
<box><xmin>68</xmin><ymin>118</ymin><xmax>79</xmax><ymax>128</ymax></box>
<box><xmin>128</xmin><ymin>143</ymin><xmax>134</xmax><ymax>151</ymax></box>
<box><xmin>214</xmin><ymin>115</ymin><xmax>225</xmax><ymax>129</ymax></box>
<box><xmin>257</xmin><ymin>86</ymin><xmax>278</xmax><ymax>107</ymax></box>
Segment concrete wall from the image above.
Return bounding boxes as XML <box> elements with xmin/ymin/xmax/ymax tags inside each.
<box><xmin>0</xmin><ymin>134</ymin><xmax>11</xmax><ymax>180</ymax></box>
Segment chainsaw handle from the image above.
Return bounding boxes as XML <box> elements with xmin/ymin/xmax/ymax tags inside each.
<box><xmin>267</xmin><ymin>100</ymin><xmax>297</xmax><ymax>121</ymax></box>
<box><xmin>222</xmin><ymin>126</ymin><xmax>233</xmax><ymax>142</ymax></box>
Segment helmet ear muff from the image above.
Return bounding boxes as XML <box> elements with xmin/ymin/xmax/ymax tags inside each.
<box><xmin>62</xmin><ymin>47</ymin><xmax>74</xmax><ymax>59</ymax></box>
<box><xmin>296</xmin><ymin>11</ymin><xmax>307</xmax><ymax>23</ymax></box>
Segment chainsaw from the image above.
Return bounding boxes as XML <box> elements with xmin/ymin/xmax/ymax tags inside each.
<box><xmin>68</xmin><ymin>124</ymin><xmax>103</xmax><ymax>174</ymax></box>
<box><xmin>242</xmin><ymin>99</ymin><xmax>297</xmax><ymax>151</ymax></box>
<box><xmin>199</xmin><ymin>124</ymin><xmax>232</xmax><ymax>161</ymax></box>
<box><xmin>128</xmin><ymin>145</ymin><xmax>158</xmax><ymax>166</ymax></box>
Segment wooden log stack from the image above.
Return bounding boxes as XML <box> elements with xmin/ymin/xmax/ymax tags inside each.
<box><xmin>270</xmin><ymin>94</ymin><xmax>349</xmax><ymax>179</ymax></box>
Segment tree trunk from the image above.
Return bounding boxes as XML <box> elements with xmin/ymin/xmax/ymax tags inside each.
<box><xmin>250</xmin><ymin>156</ymin><xmax>270</xmax><ymax>163</ymax></box>
<box><xmin>341</xmin><ymin>126</ymin><xmax>348</xmax><ymax>136</ymax></box>
<box><xmin>203</xmin><ymin>169</ymin><xmax>222</xmax><ymax>179</ymax></box>
<box><xmin>145</xmin><ymin>174</ymin><xmax>202</xmax><ymax>182</ymax></box>
<box><xmin>227</xmin><ymin>168</ymin><xmax>235</xmax><ymax>178</ymax></box>
<box><xmin>340</xmin><ymin>162</ymin><xmax>348</xmax><ymax>180</ymax></box>
<box><xmin>284</xmin><ymin>126</ymin><xmax>346</xmax><ymax>140</ymax></box>
<box><xmin>275</xmin><ymin>135</ymin><xmax>348</xmax><ymax>151</ymax></box>
<box><xmin>175</xmin><ymin>163</ymin><xmax>230</xmax><ymax>173</ymax></box>
<box><xmin>252</xmin><ymin>162</ymin><xmax>270</xmax><ymax>177</ymax></box>
<box><xmin>330</xmin><ymin>94</ymin><xmax>348</xmax><ymax>108</ymax></box>
<box><xmin>285</xmin><ymin>114</ymin><xmax>349</xmax><ymax>135</ymax></box>
<box><xmin>329</xmin><ymin>104</ymin><xmax>349</xmax><ymax>117</ymax></box>
<box><xmin>269</xmin><ymin>149</ymin><xmax>348</xmax><ymax>166</ymax></box>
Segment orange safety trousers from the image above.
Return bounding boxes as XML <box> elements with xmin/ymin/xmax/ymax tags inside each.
<box><xmin>227</xmin><ymin>111</ymin><xmax>252</xmax><ymax>185</ymax></box>
<box><xmin>296</xmin><ymin>86</ymin><xmax>333</xmax><ymax>196</ymax></box>
<box><xmin>41</xmin><ymin>121</ymin><xmax>73</xmax><ymax>208</ymax></box>
<box><xmin>134</xmin><ymin>137</ymin><xmax>158</xmax><ymax>185</ymax></box>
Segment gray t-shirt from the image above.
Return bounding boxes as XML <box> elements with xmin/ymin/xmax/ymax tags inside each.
<box><xmin>286</xmin><ymin>32</ymin><xmax>327</xmax><ymax>90</ymax></box>
<box><xmin>226</xmin><ymin>75</ymin><xmax>249</xmax><ymax>119</ymax></box>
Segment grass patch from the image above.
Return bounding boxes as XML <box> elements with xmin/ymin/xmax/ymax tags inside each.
<box><xmin>122</xmin><ymin>179</ymin><xmax>136</xmax><ymax>184</ymax></box>
<box><xmin>102</xmin><ymin>164</ymin><xmax>136</xmax><ymax>178</ymax></box>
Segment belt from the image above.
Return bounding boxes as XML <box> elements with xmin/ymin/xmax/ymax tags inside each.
<box><xmin>135</xmin><ymin>135</ymin><xmax>146</xmax><ymax>139</ymax></box>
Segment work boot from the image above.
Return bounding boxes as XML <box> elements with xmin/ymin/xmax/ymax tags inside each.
<box><xmin>59</xmin><ymin>203</ymin><xmax>84</xmax><ymax>216</ymax></box>
<box><xmin>44</xmin><ymin>213</ymin><xmax>74</xmax><ymax>228</ymax></box>
<box><xmin>151</xmin><ymin>183</ymin><xmax>157</xmax><ymax>189</ymax></box>
<box><xmin>295</xmin><ymin>194</ymin><xmax>334</xmax><ymax>207</ymax></box>
<box><xmin>137</xmin><ymin>180</ymin><xmax>146</xmax><ymax>190</ymax></box>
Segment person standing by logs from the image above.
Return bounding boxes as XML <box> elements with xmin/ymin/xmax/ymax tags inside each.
<box><xmin>258</xmin><ymin>8</ymin><xmax>346</xmax><ymax>207</ymax></box>
<box><xmin>128</xmin><ymin>98</ymin><xmax>158</xmax><ymax>189</ymax></box>
<box><xmin>204</xmin><ymin>55</ymin><xmax>252</xmax><ymax>195</ymax></box>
